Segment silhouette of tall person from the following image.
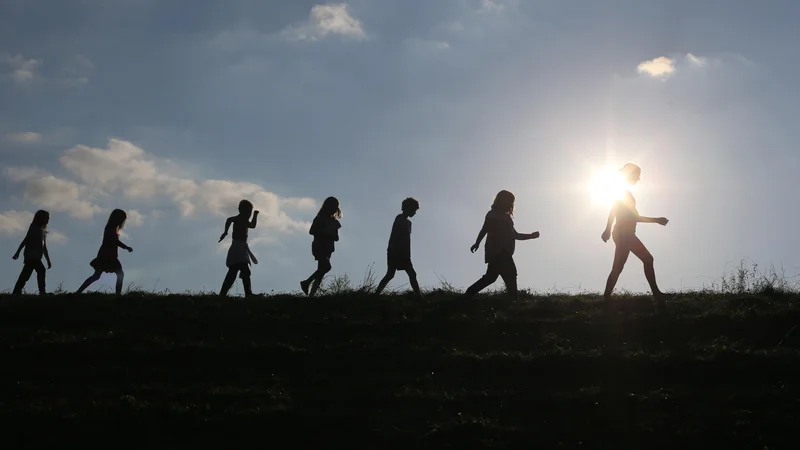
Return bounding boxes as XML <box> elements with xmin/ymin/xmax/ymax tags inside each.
<box><xmin>374</xmin><ymin>197</ymin><xmax>423</xmax><ymax>299</ymax></box>
<box><xmin>301</xmin><ymin>197</ymin><xmax>342</xmax><ymax>297</ymax></box>
<box><xmin>11</xmin><ymin>210</ymin><xmax>52</xmax><ymax>295</ymax></box>
<box><xmin>465</xmin><ymin>190</ymin><xmax>539</xmax><ymax>300</ymax></box>
<box><xmin>76</xmin><ymin>209</ymin><xmax>133</xmax><ymax>296</ymax></box>
<box><xmin>601</xmin><ymin>163</ymin><xmax>669</xmax><ymax>306</ymax></box>
<box><xmin>219</xmin><ymin>199</ymin><xmax>259</xmax><ymax>298</ymax></box>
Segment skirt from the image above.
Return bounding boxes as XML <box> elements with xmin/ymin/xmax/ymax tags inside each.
<box><xmin>227</xmin><ymin>240</ymin><xmax>257</xmax><ymax>268</ymax></box>
<box><xmin>90</xmin><ymin>256</ymin><xmax>122</xmax><ymax>273</ymax></box>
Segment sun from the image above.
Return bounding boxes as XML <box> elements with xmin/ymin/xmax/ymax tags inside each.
<box><xmin>587</xmin><ymin>167</ymin><xmax>629</xmax><ymax>206</ymax></box>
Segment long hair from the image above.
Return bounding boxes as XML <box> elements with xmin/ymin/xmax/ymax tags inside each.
<box><xmin>491</xmin><ymin>190</ymin><xmax>515</xmax><ymax>216</ymax></box>
<box><xmin>106</xmin><ymin>209</ymin><xmax>127</xmax><ymax>232</ymax></box>
<box><xmin>30</xmin><ymin>210</ymin><xmax>50</xmax><ymax>231</ymax></box>
<box><xmin>318</xmin><ymin>196</ymin><xmax>342</xmax><ymax>219</ymax></box>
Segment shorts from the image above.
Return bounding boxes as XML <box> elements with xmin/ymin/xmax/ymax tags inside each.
<box><xmin>387</xmin><ymin>252</ymin><xmax>413</xmax><ymax>271</ymax></box>
<box><xmin>486</xmin><ymin>251</ymin><xmax>517</xmax><ymax>278</ymax></box>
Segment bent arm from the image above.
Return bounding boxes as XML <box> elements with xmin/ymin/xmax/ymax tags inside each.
<box><xmin>637</xmin><ymin>216</ymin><xmax>660</xmax><ymax>223</ymax></box>
<box><xmin>604</xmin><ymin>205</ymin><xmax>618</xmax><ymax>233</ymax></box>
<box><xmin>223</xmin><ymin>217</ymin><xmax>234</xmax><ymax>234</ymax></box>
<box><xmin>473</xmin><ymin>220</ymin><xmax>488</xmax><ymax>246</ymax></box>
<box><xmin>249</xmin><ymin>212</ymin><xmax>259</xmax><ymax>229</ymax></box>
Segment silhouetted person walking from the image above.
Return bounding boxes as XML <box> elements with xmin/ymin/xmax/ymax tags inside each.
<box><xmin>601</xmin><ymin>163</ymin><xmax>669</xmax><ymax>305</ymax></box>
<box><xmin>374</xmin><ymin>197</ymin><xmax>423</xmax><ymax>299</ymax></box>
<box><xmin>465</xmin><ymin>190</ymin><xmax>539</xmax><ymax>300</ymax></box>
<box><xmin>301</xmin><ymin>197</ymin><xmax>342</xmax><ymax>297</ymax></box>
<box><xmin>219</xmin><ymin>199</ymin><xmax>259</xmax><ymax>298</ymax></box>
<box><xmin>76</xmin><ymin>209</ymin><xmax>133</xmax><ymax>296</ymax></box>
<box><xmin>11</xmin><ymin>210</ymin><xmax>52</xmax><ymax>295</ymax></box>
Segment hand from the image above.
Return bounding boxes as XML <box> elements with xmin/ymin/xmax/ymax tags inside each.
<box><xmin>601</xmin><ymin>230</ymin><xmax>611</xmax><ymax>243</ymax></box>
<box><xmin>656</xmin><ymin>217</ymin><xmax>669</xmax><ymax>226</ymax></box>
<box><xmin>127</xmin><ymin>246</ymin><xmax>134</xmax><ymax>253</ymax></box>
<box><xmin>218</xmin><ymin>233</ymin><xmax>227</xmax><ymax>243</ymax></box>
<box><xmin>12</xmin><ymin>253</ymin><xmax>19</xmax><ymax>260</ymax></box>
<box><xmin>47</xmin><ymin>260</ymin><xmax>52</xmax><ymax>269</ymax></box>
<box><xmin>531</xmin><ymin>231</ymin><xmax>540</xmax><ymax>239</ymax></box>
<box><xmin>253</xmin><ymin>210</ymin><xmax>260</xmax><ymax>215</ymax></box>
<box><xmin>470</xmin><ymin>243</ymin><xmax>479</xmax><ymax>253</ymax></box>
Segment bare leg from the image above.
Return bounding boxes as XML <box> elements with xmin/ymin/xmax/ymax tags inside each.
<box><xmin>12</xmin><ymin>263</ymin><xmax>35</xmax><ymax>295</ymax></box>
<box><xmin>603</xmin><ymin>243</ymin><xmax>631</xmax><ymax>301</ymax></box>
<box><xmin>115</xmin><ymin>269</ymin><xmax>125</xmax><ymax>296</ymax></box>
<box><xmin>76</xmin><ymin>270</ymin><xmax>103</xmax><ymax>294</ymax></box>
<box><xmin>241</xmin><ymin>274</ymin><xmax>253</xmax><ymax>298</ymax></box>
<box><xmin>220</xmin><ymin>268</ymin><xmax>238</xmax><ymax>297</ymax></box>
<box><xmin>375</xmin><ymin>267</ymin><xmax>396</xmax><ymax>295</ymax></box>
<box><xmin>629</xmin><ymin>237</ymin><xmax>663</xmax><ymax>297</ymax></box>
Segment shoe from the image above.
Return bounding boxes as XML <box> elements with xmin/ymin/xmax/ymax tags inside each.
<box><xmin>300</xmin><ymin>280</ymin><xmax>310</xmax><ymax>295</ymax></box>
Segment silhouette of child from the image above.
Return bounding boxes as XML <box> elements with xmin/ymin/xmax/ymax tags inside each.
<box><xmin>76</xmin><ymin>209</ymin><xmax>133</xmax><ymax>296</ymax></box>
<box><xmin>219</xmin><ymin>199</ymin><xmax>259</xmax><ymax>298</ymax></box>
<box><xmin>301</xmin><ymin>196</ymin><xmax>341</xmax><ymax>297</ymax></box>
<box><xmin>601</xmin><ymin>163</ymin><xmax>669</xmax><ymax>305</ymax></box>
<box><xmin>466</xmin><ymin>190</ymin><xmax>540</xmax><ymax>299</ymax></box>
<box><xmin>374</xmin><ymin>197</ymin><xmax>423</xmax><ymax>298</ymax></box>
<box><xmin>11</xmin><ymin>210</ymin><xmax>52</xmax><ymax>295</ymax></box>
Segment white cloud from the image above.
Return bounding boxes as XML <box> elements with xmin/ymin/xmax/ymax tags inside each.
<box><xmin>480</xmin><ymin>0</ymin><xmax>504</xmax><ymax>12</ymax></box>
<box><xmin>0</xmin><ymin>210</ymin><xmax>33</xmax><ymax>235</ymax></box>
<box><xmin>283</xmin><ymin>4</ymin><xmax>366</xmax><ymax>41</ymax></box>
<box><xmin>5</xmin><ymin>131</ymin><xmax>42</xmax><ymax>144</ymax></box>
<box><xmin>1</xmin><ymin>53</ymin><xmax>42</xmax><ymax>83</ymax></box>
<box><xmin>6</xmin><ymin>138</ymin><xmax>316</xmax><ymax>234</ymax></box>
<box><xmin>127</xmin><ymin>209</ymin><xmax>145</xmax><ymax>227</ymax></box>
<box><xmin>637</xmin><ymin>56</ymin><xmax>675</xmax><ymax>78</ymax></box>
<box><xmin>686</xmin><ymin>53</ymin><xmax>708</xmax><ymax>67</ymax></box>
<box><xmin>0</xmin><ymin>210</ymin><xmax>68</xmax><ymax>244</ymax></box>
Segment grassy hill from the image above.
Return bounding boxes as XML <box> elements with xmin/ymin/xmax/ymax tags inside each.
<box><xmin>1</xmin><ymin>288</ymin><xmax>798</xmax><ymax>449</ymax></box>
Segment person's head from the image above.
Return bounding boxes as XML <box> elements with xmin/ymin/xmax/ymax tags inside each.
<box><xmin>319</xmin><ymin>196</ymin><xmax>342</xmax><ymax>219</ymax></box>
<box><xmin>401</xmin><ymin>197</ymin><xmax>420</xmax><ymax>217</ymax></box>
<box><xmin>238</xmin><ymin>199</ymin><xmax>254</xmax><ymax>217</ymax></box>
<box><xmin>620</xmin><ymin>162</ymin><xmax>642</xmax><ymax>186</ymax></box>
<box><xmin>107</xmin><ymin>208</ymin><xmax>127</xmax><ymax>231</ymax></box>
<box><xmin>491</xmin><ymin>190</ymin><xmax>515</xmax><ymax>215</ymax></box>
<box><xmin>31</xmin><ymin>210</ymin><xmax>50</xmax><ymax>230</ymax></box>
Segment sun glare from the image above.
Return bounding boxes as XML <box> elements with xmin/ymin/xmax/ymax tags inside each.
<box><xmin>587</xmin><ymin>168</ymin><xmax>628</xmax><ymax>206</ymax></box>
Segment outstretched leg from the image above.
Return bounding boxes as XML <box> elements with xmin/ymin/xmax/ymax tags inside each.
<box><xmin>115</xmin><ymin>269</ymin><xmax>125</xmax><ymax>296</ymax></box>
<box><xmin>603</xmin><ymin>242</ymin><xmax>631</xmax><ymax>301</ymax></box>
<box><xmin>12</xmin><ymin>263</ymin><xmax>36</xmax><ymax>295</ymax></box>
<box><xmin>76</xmin><ymin>270</ymin><xmax>103</xmax><ymax>294</ymax></box>
<box><xmin>375</xmin><ymin>266</ymin><xmax>397</xmax><ymax>295</ymax></box>
<box><xmin>220</xmin><ymin>268</ymin><xmax>238</xmax><ymax>297</ymax></box>
<box><xmin>33</xmin><ymin>261</ymin><xmax>47</xmax><ymax>295</ymax></box>
<box><xmin>629</xmin><ymin>237</ymin><xmax>663</xmax><ymax>298</ymax></box>
<box><xmin>465</xmin><ymin>266</ymin><xmax>500</xmax><ymax>297</ymax></box>
<box><xmin>309</xmin><ymin>258</ymin><xmax>332</xmax><ymax>297</ymax></box>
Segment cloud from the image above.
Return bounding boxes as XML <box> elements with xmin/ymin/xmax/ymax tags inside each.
<box><xmin>5</xmin><ymin>131</ymin><xmax>42</xmax><ymax>144</ymax></box>
<box><xmin>6</xmin><ymin>138</ymin><xmax>316</xmax><ymax>233</ymax></box>
<box><xmin>127</xmin><ymin>209</ymin><xmax>145</xmax><ymax>227</ymax></box>
<box><xmin>283</xmin><ymin>4</ymin><xmax>366</xmax><ymax>41</ymax></box>
<box><xmin>637</xmin><ymin>56</ymin><xmax>675</xmax><ymax>78</ymax></box>
<box><xmin>480</xmin><ymin>0</ymin><xmax>504</xmax><ymax>12</ymax></box>
<box><xmin>686</xmin><ymin>53</ymin><xmax>708</xmax><ymax>67</ymax></box>
<box><xmin>4</xmin><ymin>169</ymin><xmax>103</xmax><ymax>219</ymax></box>
<box><xmin>0</xmin><ymin>53</ymin><xmax>42</xmax><ymax>83</ymax></box>
<box><xmin>403</xmin><ymin>38</ymin><xmax>451</xmax><ymax>54</ymax></box>
<box><xmin>0</xmin><ymin>210</ymin><xmax>68</xmax><ymax>244</ymax></box>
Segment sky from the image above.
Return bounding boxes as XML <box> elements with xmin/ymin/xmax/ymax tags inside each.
<box><xmin>1</xmin><ymin>0</ymin><xmax>799</xmax><ymax>295</ymax></box>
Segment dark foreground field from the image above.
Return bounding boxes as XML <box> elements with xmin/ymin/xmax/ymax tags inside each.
<box><xmin>1</xmin><ymin>291</ymin><xmax>798</xmax><ymax>449</ymax></box>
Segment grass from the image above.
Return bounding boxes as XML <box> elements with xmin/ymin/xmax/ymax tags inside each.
<box><xmin>1</xmin><ymin>263</ymin><xmax>798</xmax><ymax>449</ymax></box>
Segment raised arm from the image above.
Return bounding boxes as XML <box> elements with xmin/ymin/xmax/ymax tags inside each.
<box><xmin>514</xmin><ymin>229</ymin><xmax>540</xmax><ymax>240</ymax></box>
<box><xmin>249</xmin><ymin>211</ymin><xmax>259</xmax><ymax>229</ymax></box>
<box><xmin>219</xmin><ymin>216</ymin><xmax>235</xmax><ymax>242</ymax></box>
<box><xmin>470</xmin><ymin>219</ymin><xmax>488</xmax><ymax>253</ymax></box>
